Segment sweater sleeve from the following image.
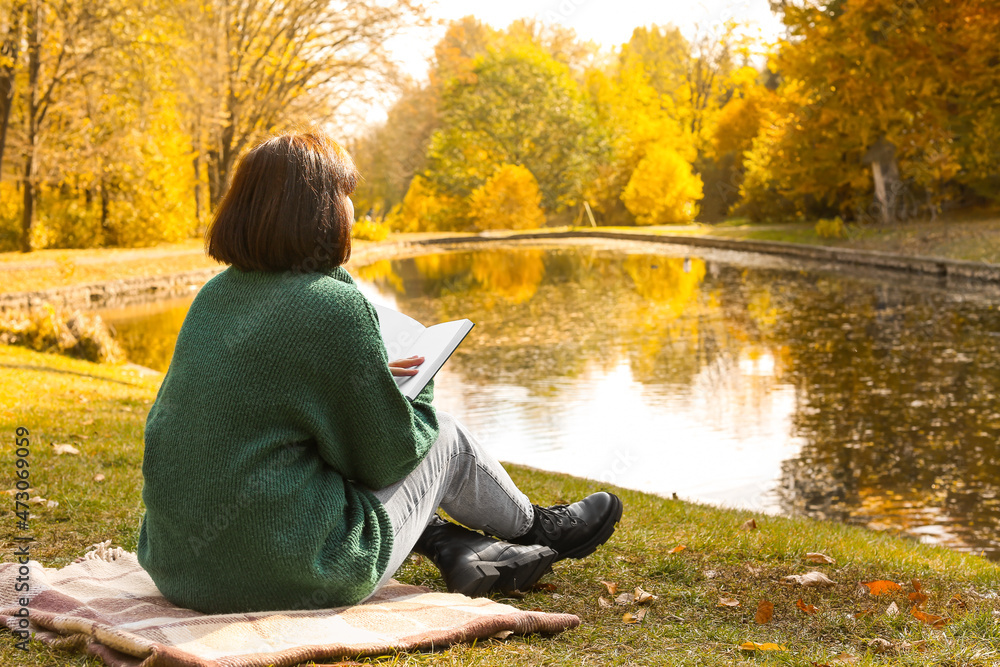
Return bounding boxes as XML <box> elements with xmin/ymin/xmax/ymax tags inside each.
<box><xmin>315</xmin><ymin>284</ymin><xmax>440</xmax><ymax>490</ymax></box>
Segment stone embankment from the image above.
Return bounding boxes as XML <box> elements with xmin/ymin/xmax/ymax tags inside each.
<box><xmin>420</xmin><ymin>230</ymin><xmax>1000</xmax><ymax>283</ymax></box>
<box><xmin>0</xmin><ymin>267</ymin><xmax>224</xmax><ymax>312</ymax></box>
<box><xmin>3</xmin><ymin>231</ymin><xmax>1000</xmax><ymax>312</ymax></box>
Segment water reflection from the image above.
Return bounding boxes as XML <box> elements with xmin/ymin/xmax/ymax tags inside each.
<box><xmin>103</xmin><ymin>245</ymin><xmax>1000</xmax><ymax>559</ymax></box>
<box><xmin>356</xmin><ymin>247</ymin><xmax>1000</xmax><ymax>559</ymax></box>
<box><xmin>101</xmin><ymin>297</ymin><xmax>193</xmax><ymax>372</ymax></box>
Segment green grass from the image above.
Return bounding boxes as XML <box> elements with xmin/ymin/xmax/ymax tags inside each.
<box><xmin>0</xmin><ymin>239</ymin><xmax>222</xmax><ymax>294</ymax></box>
<box><xmin>573</xmin><ymin>209</ymin><xmax>1000</xmax><ymax>265</ymax></box>
<box><xmin>2</xmin><ymin>344</ymin><xmax>999</xmax><ymax>666</ymax></box>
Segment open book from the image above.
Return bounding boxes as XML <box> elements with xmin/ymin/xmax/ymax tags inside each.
<box><xmin>372</xmin><ymin>303</ymin><xmax>474</xmax><ymax>400</ymax></box>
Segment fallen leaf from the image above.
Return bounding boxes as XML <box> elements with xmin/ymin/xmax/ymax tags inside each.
<box><xmin>739</xmin><ymin>642</ymin><xmax>787</xmax><ymax>652</ymax></box>
<box><xmin>532</xmin><ymin>582</ymin><xmax>557</xmax><ymax>592</ymax></box>
<box><xmin>796</xmin><ymin>598</ymin><xmax>818</xmax><ymax>615</ymax></box>
<box><xmin>622</xmin><ymin>609</ymin><xmax>646</xmax><ymax>624</ymax></box>
<box><xmin>93</xmin><ymin>473</ymin><xmax>106</xmax><ymax>483</ymax></box>
<box><xmin>491</xmin><ymin>629</ymin><xmax>513</xmax><ymax>640</ymax></box>
<box><xmin>949</xmin><ymin>593</ymin><xmax>966</xmax><ymax>610</ymax></box>
<box><xmin>598</xmin><ymin>596</ymin><xmax>612</xmax><ymax>608</ymax></box>
<box><xmin>868</xmin><ymin>638</ymin><xmax>894</xmax><ymax>654</ymax></box>
<box><xmin>668</xmin><ymin>545</ymin><xmax>686</xmax><ymax>554</ymax></box>
<box><xmin>911</xmin><ymin>607</ymin><xmax>949</xmax><ymax>628</ymax></box>
<box><xmin>633</xmin><ymin>586</ymin><xmax>657</xmax><ymax>604</ymax></box>
<box><xmin>755</xmin><ymin>599</ymin><xmax>774</xmax><ymax>624</ymax></box>
<box><xmin>784</xmin><ymin>571</ymin><xmax>836</xmax><ymax>587</ymax></box>
<box><xmin>805</xmin><ymin>552</ymin><xmax>836</xmax><ymax>564</ymax></box>
<box><xmin>899</xmin><ymin>640</ymin><xmax>927</xmax><ymax>652</ymax></box>
<box><xmin>853</xmin><ymin>608</ymin><xmax>875</xmax><ymax>618</ymax></box>
<box><xmin>885</xmin><ymin>601</ymin><xmax>899</xmax><ymax>616</ymax></box>
<box><xmin>860</xmin><ymin>580</ymin><xmax>902</xmax><ymax>596</ymax></box>
<box><xmin>740</xmin><ymin>518</ymin><xmax>757</xmax><ymax>531</ymax></box>
<box><xmin>908</xmin><ymin>580</ymin><xmax>928</xmax><ymax>608</ymax></box>
<box><xmin>52</xmin><ymin>443</ymin><xmax>80</xmax><ymax>456</ymax></box>
<box><xmin>829</xmin><ymin>654</ymin><xmax>860</xmax><ymax>664</ymax></box>
<box><xmin>717</xmin><ymin>597</ymin><xmax>740</xmax><ymax>607</ymax></box>
<box><xmin>615</xmin><ymin>592</ymin><xmax>634</xmax><ymax>605</ymax></box>
<box><xmin>601</xmin><ymin>581</ymin><xmax>618</xmax><ymax>596</ymax></box>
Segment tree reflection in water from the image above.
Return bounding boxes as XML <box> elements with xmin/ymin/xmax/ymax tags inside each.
<box><xmin>101</xmin><ymin>245</ymin><xmax>1000</xmax><ymax>559</ymax></box>
<box><xmin>358</xmin><ymin>246</ymin><xmax>1000</xmax><ymax>560</ymax></box>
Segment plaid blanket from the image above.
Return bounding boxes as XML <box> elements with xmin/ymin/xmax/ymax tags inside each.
<box><xmin>0</xmin><ymin>541</ymin><xmax>579</xmax><ymax>666</ymax></box>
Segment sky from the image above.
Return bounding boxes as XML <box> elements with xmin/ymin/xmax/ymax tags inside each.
<box><xmin>354</xmin><ymin>0</ymin><xmax>785</xmax><ymax>128</ymax></box>
<box><xmin>416</xmin><ymin>0</ymin><xmax>784</xmax><ymax>68</ymax></box>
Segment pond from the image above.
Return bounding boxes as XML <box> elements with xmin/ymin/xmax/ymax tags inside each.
<box><xmin>100</xmin><ymin>241</ymin><xmax>1000</xmax><ymax>560</ymax></box>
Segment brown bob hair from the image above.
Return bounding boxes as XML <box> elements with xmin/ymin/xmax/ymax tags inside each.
<box><xmin>206</xmin><ymin>131</ymin><xmax>359</xmax><ymax>272</ymax></box>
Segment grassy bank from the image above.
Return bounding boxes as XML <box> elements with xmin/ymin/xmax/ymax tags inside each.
<box><xmin>2</xmin><ymin>344</ymin><xmax>999</xmax><ymax>666</ymax></box>
<box><xmin>0</xmin><ymin>238</ymin><xmax>394</xmax><ymax>296</ymax></box>
<box><xmin>0</xmin><ymin>240</ymin><xmax>222</xmax><ymax>294</ymax></box>
<box><xmin>592</xmin><ymin>210</ymin><xmax>1000</xmax><ymax>265</ymax></box>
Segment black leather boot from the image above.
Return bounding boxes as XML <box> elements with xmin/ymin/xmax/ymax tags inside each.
<box><xmin>413</xmin><ymin>516</ymin><xmax>557</xmax><ymax>597</ymax></box>
<box><xmin>508</xmin><ymin>491</ymin><xmax>623</xmax><ymax>561</ymax></box>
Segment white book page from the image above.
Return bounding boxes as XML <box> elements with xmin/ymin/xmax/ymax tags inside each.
<box><xmin>394</xmin><ymin>320</ymin><xmax>474</xmax><ymax>399</ymax></box>
<box><xmin>372</xmin><ymin>304</ymin><xmax>425</xmax><ymax>359</ymax></box>
<box><xmin>372</xmin><ymin>303</ymin><xmax>474</xmax><ymax>400</ymax></box>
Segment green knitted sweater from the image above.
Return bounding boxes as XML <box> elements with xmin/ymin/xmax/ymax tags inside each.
<box><xmin>136</xmin><ymin>265</ymin><xmax>439</xmax><ymax>614</ymax></box>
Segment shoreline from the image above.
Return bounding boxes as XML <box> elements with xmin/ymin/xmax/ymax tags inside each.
<box><xmin>3</xmin><ymin>229</ymin><xmax>1000</xmax><ymax>312</ymax></box>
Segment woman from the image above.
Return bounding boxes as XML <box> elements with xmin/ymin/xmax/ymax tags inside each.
<box><xmin>137</xmin><ymin>131</ymin><xmax>623</xmax><ymax>614</ymax></box>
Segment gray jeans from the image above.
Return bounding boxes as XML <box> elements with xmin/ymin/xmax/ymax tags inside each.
<box><xmin>367</xmin><ymin>410</ymin><xmax>534</xmax><ymax>593</ymax></box>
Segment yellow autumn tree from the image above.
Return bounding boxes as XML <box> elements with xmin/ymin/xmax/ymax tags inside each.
<box><xmin>621</xmin><ymin>142</ymin><xmax>703</xmax><ymax>224</ymax></box>
<box><xmin>739</xmin><ymin>0</ymin><xmax>1000</xmax><ymax>220</ymax></box>
<box><xmin>710</xmin><ymin>66</ymin><xmax>772</xmax><ymax>162</ymax></box>
<box><xmin>468</xmin><ymin>164</ymin><xmax>546</xmax><ymax>231</ymax></box>
<box><xmin>385</xmin><ymin>175</ymin><xmax>463</xmax><ymax>233</ymax></box>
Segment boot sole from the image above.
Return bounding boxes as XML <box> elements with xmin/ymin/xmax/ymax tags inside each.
<box><xmin>493</xmin><ymin>545</ymin><xmax>556</xmax><ymax>594</ymax></box>
<box><xmin>556</xmin><ymin>493</ymin><xmax>624</xmax><ymax>561</ymax></box>
<box><xmin>446</xmin><ymin>562</ymin><xmax>501</xmax><ymax>598</ymax></box>
<box><xmin>447</xmin><ymin>546</ymin><xmax>557</xmax><ymax>597</ymax></box>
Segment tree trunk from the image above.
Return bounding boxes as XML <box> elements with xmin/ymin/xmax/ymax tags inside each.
<box><xmin>217</xmin><ymin>124</ymin><xmax>237</xmax><ymax>206</ymax></box>
<box><xmin>99</xmin><ymin>180</ymin><xmax>113</xmax><ymax>245</ymax></box>
<box><xmin>20</xmin><ymin>153</ymin><xmax>33</xmax><ymax>251</ymax></box>
<box><xmin>206</xmin><ymin>0</ymin><xmax>230</xmax><ymax>211</ymax></box>
<box><xmin>19</xmin><ymin>0</ymin><xmax>39</xmax><ymax>253</ymax></box>
<box><xmin>192</xmin><ymin>151</ymin><xmax>201</xmax><ymax>223</ymax></box>
<box><xmin>0</xmin><ymin>1</ymin><xmax>23</xmax><ymax>180</ymax></box>
<box><xmin>206</xmin><ymin>148</ymin><xmax>221</xmax><ymax>210</ymax></box>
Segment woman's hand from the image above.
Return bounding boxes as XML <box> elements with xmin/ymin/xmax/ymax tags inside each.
<box><xmin>389</xmin><ymin>355</ymin><xmax>424</xmax><ymax>377</ymax></box>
